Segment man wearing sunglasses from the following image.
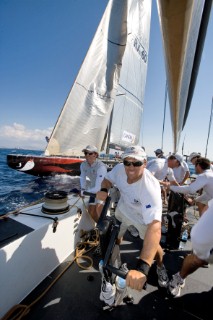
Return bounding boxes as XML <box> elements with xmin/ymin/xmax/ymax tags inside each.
<box><xmin>80</xmin><ymin>145</ymin><xmax>107</xmax><ymax>223</ymax></box>
<box><xmin>96</xmin><ymin>145</ymin><xmax>169</xmax><ymax>291</ymax></box>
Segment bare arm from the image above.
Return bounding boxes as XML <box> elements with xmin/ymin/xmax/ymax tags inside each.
<box><xmin>126</xmin><ymin>220</ymin><xmax>161</xmax><ymax>290</ymax></box>
<box><xmin>95</xmin><ymin>178</ymin><xmax>113</xmax><ymax>214</ymax></box>
<box><xmin>180</xmin><ymin>171</ymin><xmax>190</xmax><ymax>185</ymax></box>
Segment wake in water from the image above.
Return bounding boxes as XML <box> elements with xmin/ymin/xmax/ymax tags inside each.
<box><xmin>0</xmin><ymin>148</ymin><xmax>81</xmax><ymax>215</ymax></box>
<box><xmin>0</xmin><ymin>174</ymin><xmax>80</xmax><ymax>216</ymax></box>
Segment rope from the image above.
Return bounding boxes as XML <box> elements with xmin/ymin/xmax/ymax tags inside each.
<box><xmin>1</xmin><ymin>229</ymin><xmax>99</xmax><ymax>320</ymax></box>
<box><xmin>1</xmin><ymin>195</ymin><xmax>100</xmax><ymax>320</ymax></box>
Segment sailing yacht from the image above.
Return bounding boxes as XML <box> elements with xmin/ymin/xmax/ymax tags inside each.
<box><xmin>7</xmin><ymin>0</ymin><xmax>151</xmax><ymax>177</ymax></box>
<box><xmin>1</xmin><ymin>1</ymin><xmax>212</xmax><ymax>319</ymax></box>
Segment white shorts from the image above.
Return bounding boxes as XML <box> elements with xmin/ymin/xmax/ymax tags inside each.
<box><xmin>191</xmin><ymin>201</ymin><xmax>213</xmax><ymax>263</ymax></box>
<box><xmin>115</xmin><ymin>207</ymin><xmax>147</xmax><ymax>239</ymax></box>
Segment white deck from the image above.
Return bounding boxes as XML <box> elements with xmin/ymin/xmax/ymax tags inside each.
<box><xmin>0</xmin><ymin>195</ymin><xmax>95</xmax><ymax>318</ymax></box>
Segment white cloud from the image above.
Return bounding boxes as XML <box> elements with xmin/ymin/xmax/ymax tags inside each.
<box><xmin>0</xmin><ymin>123</ymin><xmax>53</xmax><ymax>150</ymax></box>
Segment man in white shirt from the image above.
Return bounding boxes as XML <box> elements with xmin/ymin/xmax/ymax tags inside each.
<box><xmin>173</xmin><ymin>159</ymin><xmax>190</xmax><ymax>185</ymax></box>
<box><xmin>147</xmin><ymin>154</ymin><xmax>182</xmax><ymax>187</ymax></box>
<box><xmin>169</xmin><ymin>157</ymin><xmax>213</xmax><ymax>216</ymax></box>
<box><xmin>96</xmin><ymin>146</ymin><xmax>169</xmax><ymax>291</ymax></box>
<box><xmin>80</xmin><ymin>145</ymin><xmax>107</xmax><ymax>222</ymax></box>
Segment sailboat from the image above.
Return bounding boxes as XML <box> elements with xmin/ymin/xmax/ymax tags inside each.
<box><xmin>1</xmin><ymin>1</ymin><xmax>212</xmax><ymax>319</ymax></box>
<box><xmin>1</xmin><ymin>0</ymin><xmax>152</xmax><ymax>317</ymax></box>
<box><xmin>7</xmin><ymin>0</ymin><xmax>151</xmax><ymax>177</ymax></box>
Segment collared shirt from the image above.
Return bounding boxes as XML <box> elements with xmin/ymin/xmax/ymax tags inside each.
<box><xmin>80</xmin><ymin>159</ymin><xmax>107</xmax><ymax>193</ymax></box>
<box><xmin>173</xmin><ymin>160</ymin><xmax>189</xmax><ymax>183</ymax></box>
<box><xmin>105</xmin><ymin>164</ymin><xmax>162</xmax><ymax>225</ymax></box>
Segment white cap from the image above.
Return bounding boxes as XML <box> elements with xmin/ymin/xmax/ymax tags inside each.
<box><xmin>121</xmin><ymin>146</ymin><xmax>147</xmax><ymax>161</ymax></box>
<box><xmin>82</xmin><ymin>145</ymin><xmax>98</xmax><ymax>153</ymax></box>
<box><xmin>173</xmin><ymin>153</ymin><xmax>183</xmax><ymax>163</ymax></box>
<box><xmin>189</xmin><ymin>152</ymin><xmax>200</xmax><ymax>162</ymax></box>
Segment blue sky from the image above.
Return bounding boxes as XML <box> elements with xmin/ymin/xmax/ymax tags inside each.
<box><xmin>0</xmin><ymin>0</ymin><xmax>212</xmax><ymax>159</ymax></box>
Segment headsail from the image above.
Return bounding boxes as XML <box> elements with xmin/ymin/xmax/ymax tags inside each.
<box><xmin>157</xmin><ymin>0</ymin><xmax>212</xmax><ymax>152</ymax></box>
<box><xmin>45</xmin><ymin>0</ymin><xmax>151</xmax><ymax>156</ymax></box>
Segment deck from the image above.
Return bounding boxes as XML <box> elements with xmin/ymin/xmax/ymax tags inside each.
<box><xmin>7</xmin><ymin>204</ymin><xmax>212</xmax><ymax>320</ymax></box>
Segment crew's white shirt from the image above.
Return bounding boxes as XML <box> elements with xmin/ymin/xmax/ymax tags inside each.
<box><xmin>191</xmin><ymin>198</ymin><xmax>213</xmax><ymax>262</ymax></box>
<box><xmin>173</xmin><ymin>160</ymin><xmax>189</xmax><ymax>184</ymax></box>
<box><xmin>105</xmin><ymin>164</ymin><xmax>162</xmax><ymax>225</ymax></box>
<box><xmin>170</xmin><ymin>169</ymin><xmax>213</xmax><ymax>202</ymax></box>
<box><xmin>146</xmin><ymin>158</ymin><xmax>176</xmax><ymax>181</ymax></box>
<box><xmin>80</xmin><ymin>159</ymin><xmax>107</xmax><ymax>193</ymax></box>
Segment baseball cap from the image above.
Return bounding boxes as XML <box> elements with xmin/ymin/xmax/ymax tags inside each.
<box><xmin>154</xmin><ymin>148</ymin><xmax>163</xmax><ymax>154</ymax></box>
<box><xmin>173</xmin><ymin>153</ymin><xmax>183</xmax><ymax>163</ymax></box>
<box><xmin>121</xmin><ymin>146</ymin><xmax>147</xmax><ymax>161</ymax></box>
<box><xmin>82</xmin><ymin>145</ymin><xmax>98</xmax><ymax>153</ymax></box>
<box><xmin>189</xmin><ymin>152</ymin><xmax>200</xmax><ymax>162</ymax></box>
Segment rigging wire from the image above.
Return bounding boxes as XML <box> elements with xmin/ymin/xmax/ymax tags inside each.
<box><xmin>205</xmin><ymin>96</ymin><xmax>213</xmax><ymax>157</ymax></box>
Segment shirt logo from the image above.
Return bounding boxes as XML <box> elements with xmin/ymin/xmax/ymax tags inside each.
<box><xmin>146</xmin><ymin>204</ymin><xmax>151</xmax><ymax>208</ymax></box>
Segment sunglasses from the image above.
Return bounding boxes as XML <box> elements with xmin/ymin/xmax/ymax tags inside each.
<box><xmin>84</xmin><ymin>152</ymin><xmax>94</xmax><ymax>156</ymax></box>
<box><xmin>123</xmin><ymin>159</ymin><xmax>143</xmax><ymax>167</ymax></box>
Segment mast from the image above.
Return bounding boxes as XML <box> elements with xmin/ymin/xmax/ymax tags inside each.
<box><xmin>205</xmin><ymin>96</ymin><xmax>213</xmax><ymax>157</ymax></box>
<box><xmin>182</xmin><ymin>134</ymin><xmax>186</xmax><ymax>156</ymax></box>
<box><xmin>161</xmin><ymin>81</ymin><xmax>167</xmax><ymax>150</ymax></box>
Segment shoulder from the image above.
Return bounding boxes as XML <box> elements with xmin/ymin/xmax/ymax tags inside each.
<box><xmin>80</xmin><ymin>160</ymin><xmax>87</xmax><ymax>169</ymax></box>
<box><xmin>147</xmin><ymin>158</ymin><xmax>164</xmax><ymax>168</ymax></box>
<box><xmin>144</xmin><ymin>169</ymin><xmax>161</xmax><ymax>186</ymax></box>
<box><xmin>182</xmin><ymin>160</ymin><xmax>189</xmax><ymax>170</ymax></box>
<box><xmin>106</xmin><ymin>163</ymin><xmax>124</xmax><ymax>176</ymax></box>
<box><xmin>95</xmin><ymin>159</ymin><xmax>107</xmax><ymax>168</ymax></box>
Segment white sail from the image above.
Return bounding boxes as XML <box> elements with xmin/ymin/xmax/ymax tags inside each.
<box><xmin>45</xmin><ymin>0</ymin><xmax>151</xmax><ymax>156</ymax></box>
<box><xmin>109</xmin><ymin>0</ymin><xmax>151</xmax><ymax>150</ymax></box>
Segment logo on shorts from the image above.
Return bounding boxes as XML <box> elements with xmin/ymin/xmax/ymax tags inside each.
<box><xmin>146</xmin><ymin>204</ymin><xmax>151</xmax><ymax>208</ymax></box>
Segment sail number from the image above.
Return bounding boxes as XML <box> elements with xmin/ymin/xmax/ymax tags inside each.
<box><xmin>133</xmin><ymin>37</ymin><xmax>147</xmax><ymax>63</ymax></box>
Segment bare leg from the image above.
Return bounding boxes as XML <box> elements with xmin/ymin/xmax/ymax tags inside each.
<box><xmin>196</xmin><ymin>202</ymin><xmax>206</xmax><ymax>217</ymax></box>
<box><xmin>88</xmin><ymin>205</ymin><xmax>100</xmax><ymax>223</ymax></box>
<box><xmin>179</xmin><ymin>253</ymin><xmax>207</xmax><ymax>279</ymax></box>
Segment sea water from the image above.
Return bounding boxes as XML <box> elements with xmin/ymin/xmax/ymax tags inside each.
<box><xmin>0</xmin><ymin>148</ymin><xmax>195</xmax><ymax>216</ymax></box>
<box><xmin>0</xmin><ymin>148</ymin><xmax>80</xmax><ymax>216</ymax></box>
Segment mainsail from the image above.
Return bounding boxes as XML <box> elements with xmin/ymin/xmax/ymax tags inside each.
<box><xmin>45</xmin><ymin>0</ymin><xmax>151</xmax><ymax>156</ymax></box>
<box><xmin>157</xmin><ymin>0</ymin><xmax>212</xmax><ymax>152</ymax></box>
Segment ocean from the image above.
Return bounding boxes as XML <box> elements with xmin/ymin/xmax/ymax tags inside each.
<box><xmin>0</xmin><ymin>148</ymin><xmax>195</xmax><ymax>216</ymax></box>
<box><xmin>0</xmin><ymin>148</ymin><xmax>80</xmax><ymax>216</ymax></box>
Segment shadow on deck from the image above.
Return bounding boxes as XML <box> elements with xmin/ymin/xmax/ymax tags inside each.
<box><xmin>19</xmin><ymin>227</ymin><xmax>212</xmax><ymax>320</ymax></box>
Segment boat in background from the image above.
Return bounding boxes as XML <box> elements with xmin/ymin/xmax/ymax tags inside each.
<box><xmin>7</xmin><ymin>0</ymin><xmax>151</xmax><ymax>177</ymax></box>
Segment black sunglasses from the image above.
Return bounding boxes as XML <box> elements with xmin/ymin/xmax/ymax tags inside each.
<box><xmin>123</xmin><ymin>159</ymin><xmax>143</xmax><ymax>167</ymax></box>
<box><xmin>84</xmin><ymin>152</ymin><xmax>94</xmax><ymax>156</ymax></box>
